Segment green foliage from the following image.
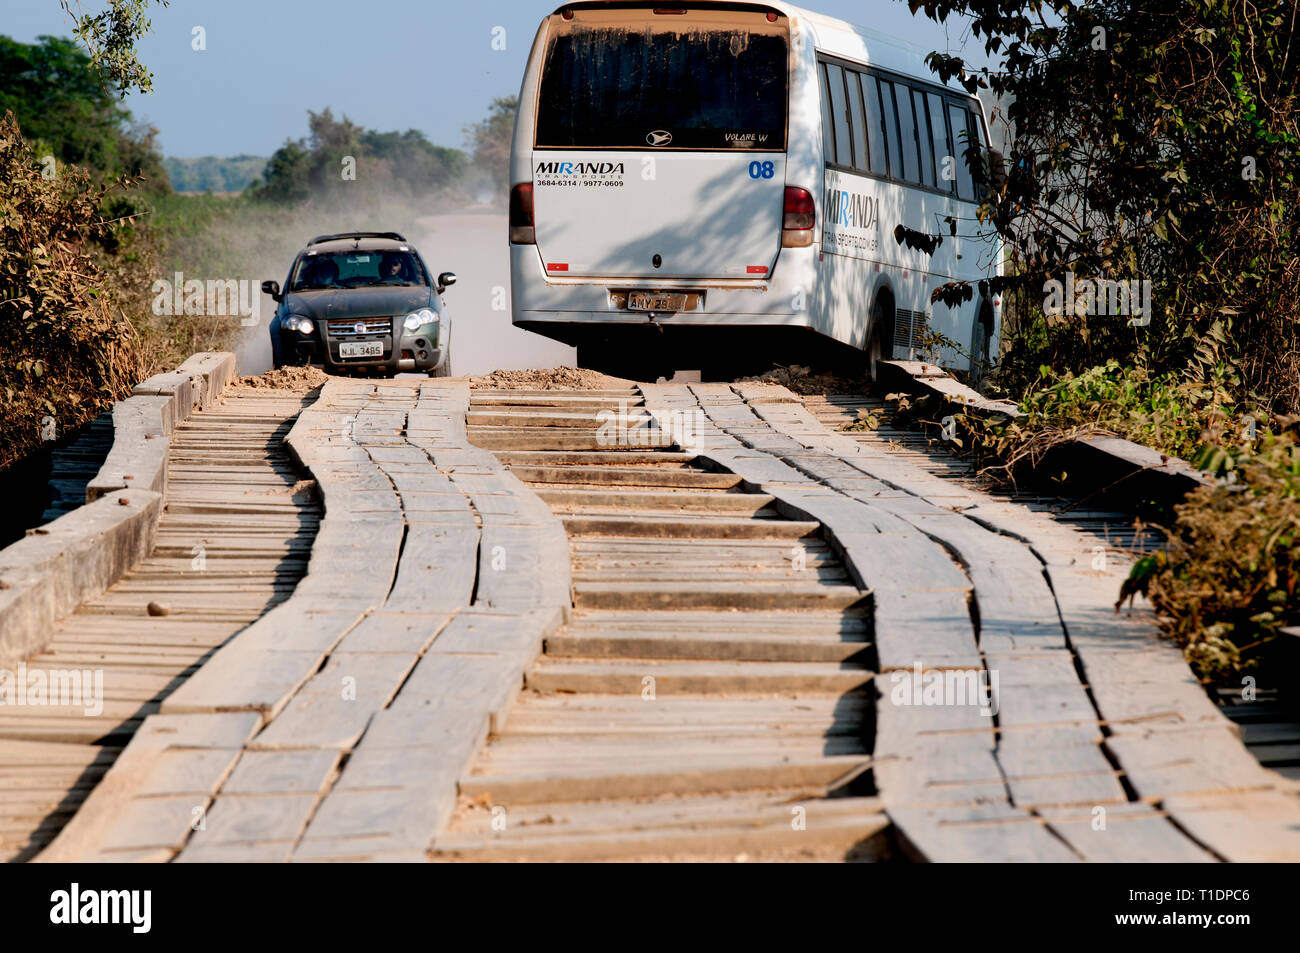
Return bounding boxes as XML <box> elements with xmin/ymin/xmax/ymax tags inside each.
<box><xmin>0</xmin><ymin>35</ymin><xmax>121</xmax><ymax>172</ymax></box>
<box><xmin>0</xmin><ymin>34</ymin><xmax>170</xmax><ymax>191</ymax></box>
<box><xmin>247</xmin><ymin>108</ymin><xmax>466</xmax><ymax>205</ymax></box>
<box><xmin>463</xmin><ymin>96</ymin><xmax>518</xmax><ymax>193</ymax></box>
<box><xmin>252</xmin><ymin>140</ymin><xmax>313</xmax><ymax>205</ymax></box>
<box><xmin>840</xmin><ymin>408</ymin><xmax>882</xmax><ymax>432</ymax></box>
<box><xmin>57</xmin><ymin>0</ymin><xmax>167</xmax><ymax>96</ymax></box>
<box><xmin>1123</xmin><ymin>423</ymin><xmax>1300</xmax><ymax>680</ymax></box>
<box><xmin>361</xmin><ymin>128</ymin><xmax>466</xmax><ymax>188</ymax></box>
<box><xmin>949</xmin><ymin>357</ymin><xmax>1240</xmax><ymax>485</ymax></box>
<box><xmin>0</xmin><ymin>112</ymin><xmax>144</xmax><ymax>472</ymax></box>
<box><xmin>164</xmin><ymin>155</ymin><xmax>268</xmax><ymax>193</ymax></box>
<box><xmin>911</xmin><ymin>0</ymin><xmax>1300</xmax><ymax>416</ymax></box>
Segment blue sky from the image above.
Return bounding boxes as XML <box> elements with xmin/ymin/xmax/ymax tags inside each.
<box><xmin>4</xmin><ymin>1</ymin><xmax>987</xmax><ymax>158</ymax></box>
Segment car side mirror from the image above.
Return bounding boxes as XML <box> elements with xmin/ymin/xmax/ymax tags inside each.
<box><xmin>261</xmin><ymin>280</ymin><xmax>282</xmax><ymax>302</ymax></box>
<box><xmin>437</xmin><ymin>272</ymin><xmax>457</xmax><ymax>292</ymax></box>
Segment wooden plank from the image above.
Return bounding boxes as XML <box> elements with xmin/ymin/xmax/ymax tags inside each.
<box><xmin>221</xmin><ymin>749</ymin><xmax>340</xmax><ymax>795</ymax></box>
<box><xmin>1105</xmin><ymin>726</ymin><xmax>1282</xmax><ymax>799</ymax></box>
<box><xmin>886</xmin><ymin>801</ymin><xmax>1081</xmax><ymax>862</ymax></box>
<box><xmin>435</xmin><ymin>801</ymin><xmax>889</xmax><ymax>862</ymax></box>
<box><xmin>1161</xmin><ymin>790</ymin><xmax>1300</xmax><ymax>862</ymax></box>
<box><xmin>384</xmin><ymin>524</ymin><xmax>479</xmax><ymax>613</ymax></box>
<box><xmin>459</xmin><ymin>755</ymin><xmax>870</xmax><ymax>806</ymax></box>
<box><xmin>1037</xmin><ymin>803</ymin><xmax>1216</xmax><ymax>862</ymax></box>
<box><xmin>525</xmin><ymin>658</ymin><xmax>874</xmax><ymax>695</ymax></box>
<box><xmin>183</xmin><ymin>793</ymin><xmax>318</xmax><ymax>847</ymax></box>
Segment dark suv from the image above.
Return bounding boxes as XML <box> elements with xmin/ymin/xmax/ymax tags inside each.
<box><xmin>264</xmin><ymin>232</ymin><xmax>456</xmax><ymax>376</ymax></box>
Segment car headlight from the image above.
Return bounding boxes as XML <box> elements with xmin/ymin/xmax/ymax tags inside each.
<box><xmin>285</xmin><ymin>315</ymin><xmax>314</xmax><ymax>334</ymax></box>
<box><xmin>403</xmin><ymin>309</ymin><xmax>438</xmax><ymax>332</ymax></box>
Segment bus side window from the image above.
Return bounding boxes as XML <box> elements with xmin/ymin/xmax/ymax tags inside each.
<box><xmin>927</xmin><ymin>92</ymin><xmax>953</xmax><ymax>193</ymax></box>
<box><xmin>948</xmin><ymin>103</ymin><xmax>977</xmax><ymax>200</ymax></box>
<box><xmin>846</xmin><ymin>69</ymin><xmax>871</xmax><ymax>174</ymax></box>
<box><xmin>894</xmin><ymin>83</ymin><xmax>921</xmax><ymax>183</ymax></box>
<box><xmin>819</xmin><ymin>63</ymin><xmax>836</xmax><ymax>163</ymax></box>
<box><xmin>912</xmin><ymin>88</ymin><xmax>935</xmax><ymax>186</ymax></box>
<box><xmin>826</xmin><ymin>63</ymin><xmax>853</xmax><ymax>168</ymax></box>
<box><xmin>879</xmin><ymin>80</ymin><xmax>903</xmax><ymax>182</ymax></box>
<box><xmin>858</xmin><ymin>72</ymin><xmax>886</xmax><ymax>176</ymax></box>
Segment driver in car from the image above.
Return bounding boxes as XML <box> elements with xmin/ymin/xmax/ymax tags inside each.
<box><xmin>303</xmin><ymin>256</ymin><xmax>338</xmax><ymax>289</ymax></box>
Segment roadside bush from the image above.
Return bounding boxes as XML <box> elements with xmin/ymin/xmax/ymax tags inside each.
<box><xmin>1124</xmin><ymin>423</ymin><xmax>1300</xmax><ymax>681</ymax></box>
<box><xmin>0</xmin><ymin>112</ymin><xmax>144</xmax><ymax>471</ymax></box>
<box><xmin>944</xmin><ymin>357</ymin><xmax>1239</xmax><ymax>483</ymax></box>
<box><xmin>923</xmin><ymin>347</ymin><xmax>1292</xmax><ymax>683</ymax></box>
<box><xmin>915</xmin><ymin>0</ymin><xmax>1300</xmax><ymax>416</ymax></box>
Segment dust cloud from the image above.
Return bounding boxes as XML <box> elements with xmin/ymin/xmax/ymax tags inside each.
<box><xmin>232</xmin><ymin>199</ymin><xmax>574</xmax><ymax>376</ymax></box>
<box><xmin>412</xmin><ymin>211</ymin><xmax>575</xmax><ymax>375</ymax></box>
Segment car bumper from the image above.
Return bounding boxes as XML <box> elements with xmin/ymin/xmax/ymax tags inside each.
<box><xmin>286</xmin><ymin>325</ymin><xmax>443</xmax><ymax>372</ymax></box>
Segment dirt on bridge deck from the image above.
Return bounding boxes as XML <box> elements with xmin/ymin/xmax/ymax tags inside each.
<box><xmin>469</xmin><ymin>367</ymin><xmax>636</xmax><ymax>391</ymax></box>
<box><xmin>237</xmin><ymin>366</ymin><xmax>331</xmax><ymax>393</ymax></box>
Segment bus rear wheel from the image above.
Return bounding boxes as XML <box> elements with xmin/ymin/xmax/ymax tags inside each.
<box><xmin>970</xmin><ymin>306</ymin><xmax>993</xmax><ymax>390</ymax></box>
<box><xmin>867</xmin><ymin>297</ymin><xmax>895</xmax><ymax>383</ymax></box>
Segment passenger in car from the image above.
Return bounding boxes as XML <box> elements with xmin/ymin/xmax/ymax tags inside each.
<box><xmin>379</xmin><ymin>253</ymin><xmax>412</xmax><ymax>283</ymax></box>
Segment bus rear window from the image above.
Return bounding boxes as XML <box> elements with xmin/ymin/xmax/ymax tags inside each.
<box><xmin>535</xmin><ymin>13</ymin><xmax>788</xmax><ymax>151</ymax></box>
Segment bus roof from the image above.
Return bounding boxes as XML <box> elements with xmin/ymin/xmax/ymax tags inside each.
<box><xmin>548</xmin><ymin>1</ymin><xmax>965</xmax><ymax>96</ymax></box>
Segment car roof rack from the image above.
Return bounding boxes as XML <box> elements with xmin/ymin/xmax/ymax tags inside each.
<box><xmin>306</xmin><ymin>231</ymin><xmax>407</xmax><ymax>246</ymax></box>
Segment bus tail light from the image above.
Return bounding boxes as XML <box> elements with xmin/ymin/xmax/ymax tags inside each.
<box><xmin>782</xmin><ymin>186</ymin><xmax>815</xmax><ymax>247</ymax></box>
<box><xmin>509</xmin><ymin>183</ymin><xmax>535</xmax><ymax>244</ymax></box>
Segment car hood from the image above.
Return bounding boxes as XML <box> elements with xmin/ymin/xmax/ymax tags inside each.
<box><xmin>284</xmin><ymin>287</ymin><xmax>432</xmax><ymax>321</ymax></box>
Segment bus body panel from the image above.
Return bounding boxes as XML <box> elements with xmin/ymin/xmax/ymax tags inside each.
<box><xmin>532</xmin><ymin>151</ymin><xmax>787</xmax><ymax>280</ymax></box>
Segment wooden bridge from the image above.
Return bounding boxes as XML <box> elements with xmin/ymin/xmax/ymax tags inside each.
<box><xmin>2</xmin><ymin>354</ymin><xmax>1297</xmax><ymax>862</ymax></box>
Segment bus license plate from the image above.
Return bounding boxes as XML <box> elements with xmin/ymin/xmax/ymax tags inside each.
<box><xmin>627</xmin><ymin>292</ymin><xmax>686</xmax><ymax>312</ymax></box>
<box><xmin>339</xmin><ymin>341</ymin><xmax>383</xmax><ymax>359</ymax></box>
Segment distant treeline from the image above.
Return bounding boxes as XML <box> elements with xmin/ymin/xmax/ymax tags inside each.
<box><xmin>1</xmin><ymin>34</ymin><xmax>515</xmax><ymax>206</ymax></box>
<box><xmin>246</xmin><ymin>107</ymin><xmax>467</xmax><ymax>203</ymax></box>
<box><xmin>164</xmin><ymin>155</ymin><xmax>267</xmax><ymax>193</ymax></box>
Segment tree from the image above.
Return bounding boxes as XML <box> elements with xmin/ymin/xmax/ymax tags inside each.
<box><xmin>464</xmin><ymin>96</ymin><xmax>518</xmax><ymax>193</ymax></box>
<box><xmin>247</xmin><ymin>108</ymin><xmax>467</xmax><ymax>204</ymax></box>
<box><xmin>910</xmin><ymin>0</ymin><xmax>1300</xmax><ymax>411</ymax></box>
<box><xmin>0</xmin><ymin>35</ymin><xmax>124</xmax><ymax>171</ymax></box>
<box><xmin>252</xmin><ymin>140</ymin><xmax>313</xmax><ymax>204</ymax></box>
<box><xmin>0</xmin><ymin>34</ymin><xmax>170</xmax><ymax>191</ymax></box>
<box><xmin>57</xmin><ymin>0</ymin><xmax>168</xmax><ymax>96</ymax></box>
<box><xmin>361</xmin><ymin>129</ymin><xmax>466</xmax><ymax>189</ymax></box>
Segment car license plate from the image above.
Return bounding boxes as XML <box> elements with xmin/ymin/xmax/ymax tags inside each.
<box><xmin>339</xmin><ymin>341</ymin><xmax>383</xmax><ymax>359</ymax></box>
<box><xmin>627</xmin><ymin>292</ymin><xmax>686</xmax><ymax>312</ymax></box>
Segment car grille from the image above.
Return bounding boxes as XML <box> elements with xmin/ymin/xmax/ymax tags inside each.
<box><xmin>327</xmin><ymin>317</ymin><xmax>392</xmax><ymax>338</ymax></box>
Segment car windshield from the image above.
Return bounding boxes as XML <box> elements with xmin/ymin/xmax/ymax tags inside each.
<box><xmin>290</xmin><ymin>250</ymin><xmax>427</xmax><ymax>291</ymax></box>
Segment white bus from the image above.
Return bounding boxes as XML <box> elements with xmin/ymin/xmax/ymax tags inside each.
<box><xmin>508</xmin><ymin>1</ymin><xmax>1002</xmax><ymax>380</ymax></box>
